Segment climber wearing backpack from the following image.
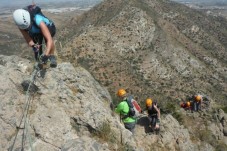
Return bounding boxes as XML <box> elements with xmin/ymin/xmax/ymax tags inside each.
<box><xmin>13</xmin><ymin>4</ymin><xmax>57</xmax><ymax>67</ymax></box>
<box><xmin>115</xmin><ymin>89</ymin><xmax>136</xmax><ymax>133</ymax></box>
<box><xmin>180</xmin><ymin>101</ymin><xmax>192</xmax><ymax>110</ymax></box>
<box><xmin>144</xmin><ymin>98</ymin><xmax>160</xmax><ymax>132</ymax></box>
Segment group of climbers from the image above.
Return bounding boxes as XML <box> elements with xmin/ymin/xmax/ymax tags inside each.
<box><xmin>115</xmin><ymin>89</ymin><xmax>160</xmax><ymax>133</ymax></box>
<box><xmin>180</xmin><ymin>94</ymin><xmax>203</xmax><ymax>112</ymax></box>
<box><xmin>115</xmin><ymin>88</ymin><xmax>206</xmax><ymax>134</ymax></box>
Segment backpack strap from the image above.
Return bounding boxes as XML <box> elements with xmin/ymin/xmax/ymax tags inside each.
<box><xmin>23</xmin><ymin>5</ymin><xmax>46</xmax><ymax>28</ymax></box>
<box><xmin>126</xmin><ymin>96</ymin><xmax>134</xmax><ymax>108</ymax></box>
<box><xmin>125</xmin><ymin>96</ymin><xmax>136</xmax><ymax>118</ymax></box>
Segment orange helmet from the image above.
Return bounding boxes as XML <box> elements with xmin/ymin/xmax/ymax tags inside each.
<box><xmin>146</xmin><ymin>98</ymin><xmax>152</xmax><ymax>107</ymax></box>
<box><xmin>186</xmin><ymin>101</ymin><xmax>190</xmax><ymax>107</ymax></box>
<box><xmin>195</xmin><ymin>95</ymin><xmax>201</xmax><ymax>102</ymax></box>
<box><xmin>117</xmin><ymin>89</ymin><xmax>126</xmax><ymax>97</ymax></box>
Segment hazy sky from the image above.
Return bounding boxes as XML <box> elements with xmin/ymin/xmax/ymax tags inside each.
<box><xmin>1</xmin><ymin>0</ymin><xmax>97</xmax><ymax>8</ymax></box>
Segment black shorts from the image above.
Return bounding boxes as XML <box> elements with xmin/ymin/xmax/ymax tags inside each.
<box><xmin>47</xmin><ymin>23</ymin><xmax>56</xmax><ymax>37</ymax></box>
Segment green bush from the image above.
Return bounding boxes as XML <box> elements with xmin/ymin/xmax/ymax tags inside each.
<box><xmin>215</xmin><ymin>142</ymin><xmax>227</xmax><ymax>151</ymax></box>
<box><xmin>172</xmin><ymin>111</ymin><xmax>184</xmax><ymax>124</ymax></box>
<box><xmin>197</xmin><ymin>129</ymin><xmax>213</xmax><ymax>142</ymax></box>
<box><xmin>93</xmin><ymin>121</ymin><xmax>134</xmax><ymax>150</ymax></box>
<box><xmin>221</xmin><ymin>106</ymin><xmax>227</xmax><ymax>113</ymax></box>
<box><xmin>161</xmin><ymin>101</ymin><xmax>184</xmax><ymax>124</ymax></box>
<box><xmin>196</xmin><ymin>128</ymin><xmax>227</xmax><ymax>150</ymax></box>
<box><xmin>93</xmin><ymin>121</ymin><xmax>117</xmax><ymax>144</ymax></box>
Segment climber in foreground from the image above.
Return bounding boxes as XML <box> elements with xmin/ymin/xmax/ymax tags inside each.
<box><xmin>144</xmin><ymin>98</ymin><xmax>160</xmax><ymax>132</ymax></box>
<box><xmin>13</xmin><ymin>4</ymin><xmax>57</xmax><ymax>67</ymax></box>
<box><xmin>115</xmin><ymin>89</ymin><xmax>136</xmax><ymax>133</ymax></box>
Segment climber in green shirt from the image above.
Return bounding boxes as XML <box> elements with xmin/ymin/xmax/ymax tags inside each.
<box><xmin>115</xmin><ymin>89</ymin><xmax>136</xmax><ymax>133</ymax></box>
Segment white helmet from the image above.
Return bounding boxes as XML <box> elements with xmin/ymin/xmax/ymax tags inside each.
<box><xmin>13</xmin><ymin>9</ymin><xmax>31</xmax><ymax>29</ymax></box>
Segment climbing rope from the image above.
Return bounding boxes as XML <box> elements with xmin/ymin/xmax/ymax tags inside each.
<box><xmin>10</xmin><ymin>63</ymin><xmax>41</xmax><ymax>151</ymax></box>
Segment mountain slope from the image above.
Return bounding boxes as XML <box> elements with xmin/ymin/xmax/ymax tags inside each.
<box><xmin>59</xmin><ymin>0</ymin><xmax>227</xmax><ymax>105</ymax></box>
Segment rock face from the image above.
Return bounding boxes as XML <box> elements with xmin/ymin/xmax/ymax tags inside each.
<box><xmin>135</xmin><ymin>114</ymin><xmax>215</xmax><ymax>151</ymax></box>
<box><xmin>0</xmin><ymin>55</ymin><xmax>227</xmax><ymax>150</ymax></box>
<box><xmin>0</xmin><ymin>55</ymin><xmax>133</xmax><ymax>151</ymax></box>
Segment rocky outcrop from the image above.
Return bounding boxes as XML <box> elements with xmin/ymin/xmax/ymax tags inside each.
<box><xmin>0</xmin><ymin>55</ymin><xmax>137</xmax><ymax>151</ymax></box>
<box><xmin>135</xmin><ymin>114</ymin><xmax>215</xmax><ymax>151</ymax></box>
<box><xmin>1</xmin><ymin>55</ymin><xmax>224</xmax><ymax>151</ymax></box>
<box><xmin>215</xmin><ymin>109</ymin><xmax>227</xmax><ymax>142</ymax></box>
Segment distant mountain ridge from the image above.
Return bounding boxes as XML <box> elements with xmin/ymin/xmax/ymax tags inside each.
<box><xmin>59</xmin><ymin>0</ymin><xmax>227</xmax><ymax>105</ymax></box>
<box><xmin>0</xmin><ymin>0</ymin><xmax>102</xmax><ymax>11</ymax></box>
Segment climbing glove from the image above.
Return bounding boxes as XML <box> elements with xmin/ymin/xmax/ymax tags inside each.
<box><xmin>40</xmin><ymin>54</ymin><xmax>49</xmax><ymax>64</ymax></box>
<box><xmin>32</xmin><ymin>44</ymin><xmax>40</xmax><ymax>52</ymax></box>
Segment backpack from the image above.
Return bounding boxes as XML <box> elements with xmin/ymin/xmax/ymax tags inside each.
<box><xmin>24</xmin><ymin>5</ymin><xmax>56</xmax><ymax>36</ymax></box>
<box><xmin>23</xmin><ymin>5</ymin><xmax>47</xmax><ymax>27</ymax></box>
<box><xmin>125</xmin><ymin>96</ymin><xmax>136</xmax><ymax>117</ymax></box>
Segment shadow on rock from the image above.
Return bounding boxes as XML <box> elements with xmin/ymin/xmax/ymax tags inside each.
<box><xmin>137</xmin><ymin>116</ymin><xmax>151</xmax><ymax>133</ymax></box>
<box><xmin>21</xmin><ymin>80</ymin><xmax>39</xmax><ymax>93</ymax></box>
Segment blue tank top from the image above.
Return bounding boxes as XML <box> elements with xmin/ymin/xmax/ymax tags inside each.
<box><xmin>29</xmin><ymin>14</ymin><xmax>52</xmax><ymax>34</ymax></box>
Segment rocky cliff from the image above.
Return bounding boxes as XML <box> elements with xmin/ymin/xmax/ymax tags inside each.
<box><xmin>1</xmin><ymin>55</ymin><xmax>227</xmax><ymax>151</ymax></box>
<box><xmin>0</xmin><ymin>55</ymin><xmax>130</xmax><ymax>151</ymax></box>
